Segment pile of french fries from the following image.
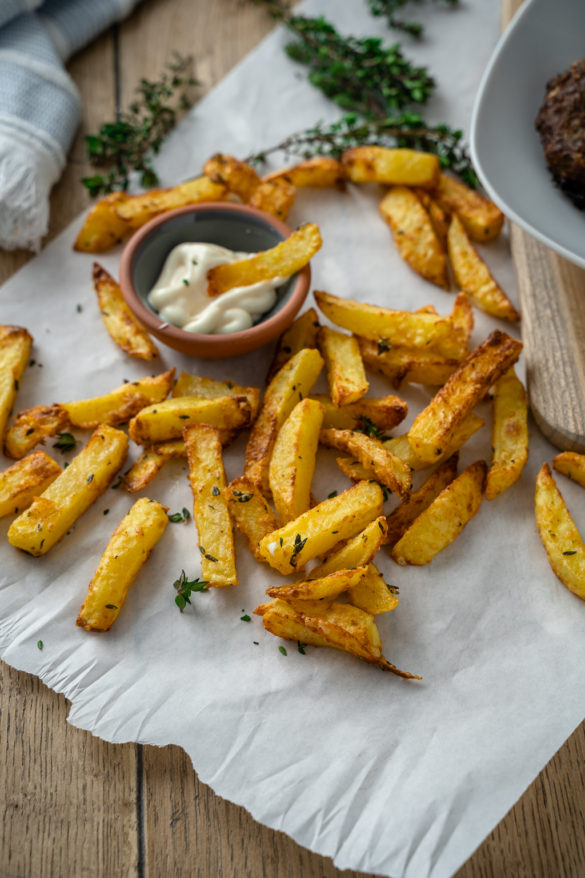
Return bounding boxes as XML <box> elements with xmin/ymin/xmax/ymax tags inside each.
<box><xmin>2</xmin><ymin>144</ymin><xmax>580</xmax><ymax>678</ymax></box>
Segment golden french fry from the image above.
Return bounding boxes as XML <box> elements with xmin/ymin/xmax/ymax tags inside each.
<box><xmin>312</xmin><ymin>393</ymin><xmax>407</xmax><ymax>433</ymax></box>
<box><xmin>447</xmin><ymin>215</ymin><xmax>520</xmax><ymax>322</ymax></box>
<box><xmin>379</xmin><ymin>187</ymin><xmax>449</xmax><ymax>290</ymax></box>
<box><xmin>266</xmin><ymin>566</ymin><xmax>368</xmax><ymax>601</ymax></box>
<box><xmin>432</xmin><ymin>173</ymin><xmax>504</xmax><ymax>242</ymax></box>
<box><xmin>486</xmin><ymin>368</ymin><xmax>528</xmax><ymax>500</ymax></box>
<box><xmin>248</xmin><ymin>178</ymin><xmax>296</xmax><ymax>221</ymax></box>
<box><xmin>0</xmin><ymin>325</ymin><xmax>33</xmax><ymax>443</ymax></box>
<box><xmin>7</xmin><ymin>425</ymin><xmax>128</xmax><ymax>556</ymax></box>
<box><xmin>265</xmin><ymin>307</ymin><xmax>321</xmax><ymax>384</ymax></box>
<box><xmin>172</xmin><ymin>372</ymin><xmax>260</xmax><ymax>420</ymax></box>
<box><xmin>358</xmin><ymin>336</ymin><xmax>461</xmax><ymax>388</ymax></box>
<box><xmin>122</xmin><ymin>449</ymin><xmax>168</xmax><ymax>493</ymax></box>
<box><xmin>128</xmin><ymin>395</ymin><xmax>252</xmax><ymax>445</ymax></box>
<box><xmin>391</xmin><ymin>460</ymin><xmax>486</xmax><ymax>565</ymax></box>
<box><xmin>269</xmin><ymin>398</ymin><xmax>324</xmax><ymax>523</ymax></box>
<box><xmin>4</xmin><ymin>404</ymin><xmax>70</xmax><ymax>460</ymax></box>
<box><xmin>320</xmin><ymin>428</ymin><xmax>412</xmax><ymax>499</ymax></box>
<box><xmin>318</xmin><ymin>326</ymin><xmax>369</xmax><ymax>406</ymax></box>
<box><xmin>206</xmin><ymin>223</ymin><xmax>321</xmax><ymax>297</ymax></box>
<box><xmin>264</xmin><ymin>157</ymin><xmax>347</xmax><ymax>189</ymax></box>
<box><xmin>385</xmin><ymin>454</ymin><xmax>459</xmax><ymax>547</ymax></box>
<box><xmin>0</xmin><ymin>451</ymin><xmax>62</xmax><ymax>517</ymax></box>
<box><xmin>553</xmin><ymin>451</ymin><xmax>585</xmax><ymax>488</ymax></box>
<box><xmin>311</xmin><ymin>516</ymin><xmax>388</xmax><ymax>577</ymax></box>
<box><xmin>259</xmin><ymin>480</ymin><xmax>384</xmax><ymax>575</ymax></box>
<box><xmin>342</xmin><ymin>146</ymin><xmax>439</xmax><ymax>189</ymax></box>
<box><xmin>415</xmin><ymin>188</ymin><xmax>449</xmax><ymax>249</ymax></box>
<box><xmin>184</xmin><ymin>424</ymin><xmax>237</xmax><ymax>588</ymax></box>
<box><xmin>407</xmin><ymin>331</ymin><xmax>523</xmax><ymax>464</ymax></box>
<box><xmin>203</xmin><ymin>153</ymin><xmax>261</xmax><ymax>202</ymax></box>
<box><xmin>347</xmin><ymin>565</ymin><xmax>399</xmax><ymax>615</ymax></box>
<box><xmin>73</xmin><ymin>192</ymin><xmax>132</xmax><ymax>253</ymax></box>
<box><xmin>76</xmin><ymin>497</ymin><xmax>168</xmax><ymax>631</ymax></box>
<box><xmin>222</xmin><ymin>477</ymin><xmax>279</xmax><ymax>563</ymax></box>
<box><xmin>535</xmin><ymin>463</ymin><xmax>585</xmax><ymax>599</ymax></box>
<box><xmin>92</xmin><ymin>263</ymin><xmax>159</xmax><ymax>360</ymax></box>
<box><xmin>63</xmin><ymin>370</ymin><xmax>175</xmax><ymax>429</ymax></box>
<box><xmin>115</xmin><ymin>176</ymin><xmax>227</xmax><ymax>230</ymax></box>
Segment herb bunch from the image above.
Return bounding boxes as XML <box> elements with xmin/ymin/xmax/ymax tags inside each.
<box><xmin>367</xmin><ymin>0</ymin><xmax>458</xmax><ymax>39</ymax></box>
<box><xmin>82</xmin><ymin>55</ymin><xmax>198</xmax><ymax>197</ymax></box>
<box><xmin>173</xmin><ymin>569</ymin><xmax>209</xmax><ymax>612</ymax></box>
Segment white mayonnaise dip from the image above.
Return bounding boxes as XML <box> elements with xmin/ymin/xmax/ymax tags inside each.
<box><xmin>147</xmin><ymin>242</ymin><xmax>284</xmax><ymax>334</ymax></box>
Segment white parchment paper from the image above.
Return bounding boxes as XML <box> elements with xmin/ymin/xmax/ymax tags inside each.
<box><xmin>2</xmin><ymin>3</ymin><xmax>585</xmax><ymax>877</ymax></box>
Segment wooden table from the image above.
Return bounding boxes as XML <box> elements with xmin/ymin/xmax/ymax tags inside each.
<box><xmin>1</xmin><ymin>1</ymin><xmax>585</xmax><ymax>875</ymax></box>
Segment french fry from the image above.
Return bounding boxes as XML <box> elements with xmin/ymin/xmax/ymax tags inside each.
<box><xmin>315</xmin><ymin>290</ymin><xmax>452</xmax><ymax>350</ymax></box>
<box><xmin>342</xmin><ymin>146</ymin><xmax>440</xmax><ymax>189</ymax></box>
<box><xmin>92</xmin><ymin>263</ymin><xmax>159</xmax><ymax>360</ymax></box>
<box><xmin>0</xmin><ymin>451</ymin><xmax>62</xmax><ymax>518</ymax></box>
<box><xmin>358</xmin><ymin>337</ymin><xmax>461</xmax><ymax>388</ymax></box>
<box><xmin>222</xmin><ymin>477</ymin><xmax>279</xmax><ymax>563</ymax></box>
<box><xmin>63</xmin><ymin>370</ymin><xmax>175</xmax><ymax>429</ymax></box>
<box><xmin>203</xmin><ymin>153</ymin><xmax>261</xmax><ymax>202</ymax></box>
<box><xmin>408</xmin><ymin>331</ymin><xmax>523</xmax><ymax>464</ymax></box>
<box><xmin>347</xmin><ymin>566</ymin><xmax>399</xmax><ymax>615</ymax></box>
<box><xmin>7</xmin><ymin>425</ymin><xmax>128</xmax><ymax>556</ymax></box>
<box><xmin>485</xmin><ymin>368</ymin><xmax>528</xmax><ymax>500</ymax></box>
<box><xmin>73</xmin><ymin>192</ymin><xmax>132</xmax><ymax>252</ymax></box>
<box><xmin>122</xmin><ymin>449</ymin><xmax>168</xmax><ymax>493</ymax></box>
<box><xmin>312</xmin><ymin>393</ymin><xmax>407</xmax><ymax>433</ymax></box>
<box><xmin>318</xmin><ymin>326</ymin><xmax>369</xmax><ymax>406</ymax></box>
<box><xmin>450</xmin><ymin>291</ymin><xmax>474</xmax><ymax>348</ymax></box>
<box><xmin>76</xmin><ymin>497</ymin><xmax>169</xmax><ymax>631</ymax></box>
<box><xmin>447</xmin><ymin>215</ymin><xmax>520</xmax><ymax>322</ymax></box>
<box><xmin>552</xmin><ymin>451</ymin><xmax>585</xmax><ymax>488</ymax></box>
<box><xmin>266</xmin><ymin>566</ymin><xmax>368</xmax><ymax>601</ymax></box>
<box><xmin>248</xmin><ymin>178</ymin><xmax>296</xmax><ymax>221</ymax></box>
<box><xmin>415</xmin><ymin>188</ymin><xmax>449</xmax><ymax>249</ymax></box>
<box><xmin>258</xmin><ymin>480</ymin><xmax>384</xmax><ymax>574</ymax></box>
<box><xmin>391</xmin><ymin>460</ymin><xmax>486</xmax><ymax>565</ymax></box>
<box><xmin>115</xmin><ymin>176</ymin><xmax>227</xmax><ymax>230</ymax></box>
<box><xmin>385</xmin><ymin>454</ymin><xmax>459</xmax><ymax>547</ymax></box>
<box><xmin>535</xmin><ymin>463</ymin><xmax>585</xmax><ymax>599</ymax></box>
<box><xmin>4</xmin><ymin>404</ymin><xmax>70</xmax><ymax>460</ymax></box>
<box><xmin>432</xmin><ymin>173</ymin><xmax>504</xmax><ymax>242</ymax></box>
<box><xmin>379</xmin><ymin>187</ymin><xmax>449</xmax><ymax>290</ymax></box>
<box><xmin>244</xmin><ymin>347</ymin><xmax>324</xmax><ymax>492</ymax></box>
<box><xmin>269</xmin><ymin>398</ymin><xmax>324</xmax><ymax>523</ymax></box>
<box><xmin>311</xmin><ymin>516</ymin><xmax>388</xmax><ymax>576</ymax></box>
<box><xmin>0</xmin><ymin>325</ymin><xmax>33</xmax><ymax>443</ymax></box>
<box><xmin>265</xmin><ymin>307</ymin><xmax>321</xmax><ymax>383</ymax></box>
<box><xmin>263</xmin><ymin>157</ymin><xmax>347</xmax><ymax>189</ymax></box>
<box><xmin>184</xmin><ymin>424</ymin><xmax>237</xmax><ymax>587</ymax></box>
<box><xmin>206</xmin><ymin>223</ymin><xmax>321</xmax><ymax>297</ymax></box>
<box><xmin>128</xmin><ymin>395</ymin><xmax>252</xmax><ymax>445</ymax></box>
<box><xmin>172</xmin><ymin>372</ymin><xmax>260</xmax><ymax>420</ymax></box>
<box><xmin>320</xmin><ymin>428</ymin><xmax>412</xmax><ymax>499</ymax></box>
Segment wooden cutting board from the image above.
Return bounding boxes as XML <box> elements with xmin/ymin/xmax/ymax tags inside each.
<box><xmin>502</xmin><ymin>0</ymin><xmax>585</xmax><ymax>452</ymax></box>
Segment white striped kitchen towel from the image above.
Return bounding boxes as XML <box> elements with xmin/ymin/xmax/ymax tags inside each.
<box><xmin>0</xmin><ymin>0</ymin><xmax>141</xmax><ymax>252</ymax></box>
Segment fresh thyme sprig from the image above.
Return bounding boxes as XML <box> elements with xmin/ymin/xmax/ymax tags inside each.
<box><xmin>173</xmin><ymin>569</ymin><xmax>209</xmax><ymax>612</ymax></box>
<box><xmin>246</xmin><ymin>113</ymin><xmax>478</xmax><ymax>187</ymax></box>
<box><xmin>82</xmin><ymin>55</ymin><xmax>198</xmax><ymax>197</ymax></box>
<box><xmin>367</xmin><ymin>0</ymin><xmax>459</xmax><ymax>39</ymax></box>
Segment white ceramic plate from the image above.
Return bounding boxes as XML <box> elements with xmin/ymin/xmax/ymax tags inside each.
<box><xmin>470</xmin><ymin>0</ymin><xmax>585</xmax><ymax>269</ymax></box>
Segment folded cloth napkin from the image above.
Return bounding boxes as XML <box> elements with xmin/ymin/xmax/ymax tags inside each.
<box><xmin>0</xmin><ymin>0</ymin><xmax>141</xmax><ymax>252</ymax></box>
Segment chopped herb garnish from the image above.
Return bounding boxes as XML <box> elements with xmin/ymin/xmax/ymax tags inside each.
<box><xmin>53</xmin><ymin>432</ymin><xmax>77</xmax><ymax>452</ymax></box>
<box><xmin>87</xmin><ymin>473</ymin><xmax>94</xmax><ymax>484</ymax></box>
<box><xmin>327</xmin><ymin>490</ymin><xmax>338</xmax><ymax>498</ymax></box>
<box><xmin>25</xmin><ymin>427</ymin><xmax>34</xmax><ymax>436</ymax></box>
<box><xmin>105</xmin><ymin>604</ymin><xmax>118</xmax><ymax>610</ymax></box>
<box><xmin>563</xmin><ymin>550</ymin><xmax>577</xmax><ymax>556</ymax></box>
<box><xmin>212</xmin><ymin>485</ymin><xmax>221</xmax><ymax>496</ymax></box>
<box><xmin>386</xmin><ymin>583</ymin><xmax>399</xmax><ymax>595</ymax></box>
<box><xmin>290</xmin><ymin>532</ymin><xmax>307</xmax><ymax>567</ymax></box>
<box><xmin>178</xmin><ymin>414</ymin><xmax>190</xmax><ymax>419</ymax></box>
<box><xmin>168</xmin><ymin>508</ymin><xmax>190</xmax><ymax>523</ymax></box>
<box><xmin>37</xmin><ymin>640</ymin><xmax>43</xmax><ymax>650</ymax></box>
<box><xmin>76</xmin><ymin>304</ymin><xmax>83</xmax><ymax>312</ymax></box>
<box><xmin>377</xmin><ymin>338</ymin><xmax>392</xmax><ymax>354</ymax></box>
<box><xmin>204</xmin><ymin>553</ymin><xmax>218</xmax><ymax>562</ymax></box>
<box><xmin>103</xmin><ymin>509</ymin><xmax>110</xmax><ymax>515</ymax></box>
<box><xmin>182</xmin><ymin>278</ymin><xmax>189</xmax><ymax>286</ymax></box>
<box><xmin>173</xmin><ymin>569</ymin><xmax>209</xmax><ymax>611</ymax></box>
<box><xmin>232</xmin><ymin>489</ymin><xmax>253</xmax><ymax>503</ymax></box>
<box><xmin>278</xmin><ymin>645</ymin><xmax>287</xmax><ymax>656</ymax></box>
<box><xmin>355</xmin><ymin>415</ymin><xmax>390</xmax><ymax>441</ymax></box>
<box><xmin>297</xmin><ymin>641</ymin><xmax>307</xmax><ymax>655</ymax></box>
<box><xmin>240</xmin><ymin>614</ymin><xmax>251</xmax><ymax>622</ymax></box>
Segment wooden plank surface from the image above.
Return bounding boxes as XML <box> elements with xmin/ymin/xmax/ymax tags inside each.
<box><xmin>1</xmin><ymin>1</ymin><xmax>585</xmax><ymax>876</ymax></box>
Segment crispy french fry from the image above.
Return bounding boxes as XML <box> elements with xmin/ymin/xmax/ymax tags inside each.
<box><xmin>311</xmin><ymin>516</ymin><xmax>388</xmax><ymax>576</ymax></box>
<box><xmin>266</xmin><ymin>566</ymin><xmax>368</xmax><ymax>601</ymax></box>
<box><xmin>0</xmin><ymin>451</ymin><xmax>62</xmax><ymax>517</ymax></box>
<box><xmin>222</xmin><ymin>476</ymin><xmax>278</xmax><ymax>562</ymax></box>
<box><xmin>385</xmin><ymin>454</ymin><xmax>459</xmax><ymax>547</ymax></box>
<box><xmin>535</xmin><ymin>463</ymin><xmax>585</xmax><ymax>599</ymax></box>
<box><xmin>448</xmin><ymin>215</ymin><xmax>520</xmax><ymax>322</ymax></box>
<box><xmin>391</xmin><ymin>460</ymin><xmax>486</xmax><ymax>565</ymax></box>
<box><xmin>7</xmin><ymin>425</ymin><xmax>128</xmax><ymax>556</ymax></box>
<box><xmin>0</xmin><ymin>325</ymin><xmax>33</xmax><ymax>443</ymax></box>
<box><xmin>115</xmin><ymin>176</ymin><xmax>227</xmax><ymax>230</ymax></box>
<box><xmin>407</xmin><ymin>331</ymin><xmax>522</xmax><ymax>464</ymax></box>
<box><xmin>312</xmin><ymin>393</ymin><xmax>407</xmax><ymax>433</ymax></box>
<box><xmin>129</xmin><ymin>395</ymin><xmax>252</xmax><ymax>445</ymax></box>
<box><xmin>248</xmin><ymin>178</ymin><xmax>296</xmax><ymax>220</ymax></box>
<box><xmin>485</xmin><ymin>368</ymin><xmax>528</xmax><ymax>500</ymax></box>
<box><xmin>432</xmin><ymin>173</ymin><xmax>504</xmax><ymax>242</ymax></box>
<box><xmin>318</xmin><ymin>326</ymin><xmax>369</xmax><ymax>406</ymax></box>
<box><xmin>4</xmin><ymin>404</ymin><xmax>70</xmax><ymax>460</ymax></box>
<box><xmin>415</xmin><ymin>188</ymin><xmax>449</xmax><ymax>249</ymax></box>
<box><xmin>269</xmin><ymin>398</ymin><xmax>324</xmax><ymax>523</ymax></box>
<box><xmin>73</xmin><ymin>192</ymin><xmax>132</xmax><ymax>253</ymax></box>
<box><xmin>244</xmin><ymin>347</ymin><xmax>324</xmax><ymax>493</ymax></box>
<box><xmin>264</xmin><ymin>157</ymin><xmax>347</xmax><ymax>189</ymax></box>
<box><xmin>320</xmin><ymin>428</ymin><xmax>412</xmax><ymax>499</ymax></box>
<box><xmin>92</xmin><ymin>263</ymin><xmax>159</xmax><ymax>360</ymax></box>
<box><xmin>258</xmin><ymin>480</ymin><xmax>384</xmax><ymax>575</ymax></box>
<box><xmin>184</xmin><ymin>424</ymin><xmax>237</xmax><ymax>587</ymax></box>
<box><xmin>358</xmin><ymin>336</ymin><xmax>461</xmax><ymax>388</ymax></box>
<box><xmin>379</xmin><ymin>187</ymin><xmax>449</xmax><ymax>290</ymax></box>
<box><xmin>347</xmin><ymin>566</ymin><xmax>399</xmax><ymax>615</ymax></box>
<box><xmin>450</xmin><ymin>291</ymin><xmax>474</xmax><ymax>347</ymax></box>
<box><xmin>63</xmin><ymin>370</ymin><xmax>175</xmax><ymax>429</ymax></box>
<box><xmin>203</xmin><ymin>153</ymin><xmax>261</xmax><ymax>202</ymax></box>
<box><xmin>122</xmin><ymin>449</ymin><xmax>168</xmax><ymax>493</ymax></box>
<box><xmin>553</xmin><ymin>451</ymin><xmax>585</xmax><ymax>488</ymax></box>
<box><xmin>315</xmin><ymin>290</ymin><xmax>452</xmax><ymax>350</ymax></box>
<box><xmin>172</xmin><ymin>372</ymin><xmax>260</xmax><ymax>420</ymax></box>
<box><xmin>342</xmin><ymin>146</ymin><xmax>439</xmax><ymax>189</ymax></box>
<box><xmin>265</xmin><ymin>307</ymin><xmax>321</xmax><ymax>384</ymax></box>
<box><xmin>206</xmin><ymin>223</ymin><xmax>321</xmax><ymax>297</ymax></box>
<box><xmin>76</xmin><ymin>497</ymin><xmax>168</xmax><ymax>631</ymax></box>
